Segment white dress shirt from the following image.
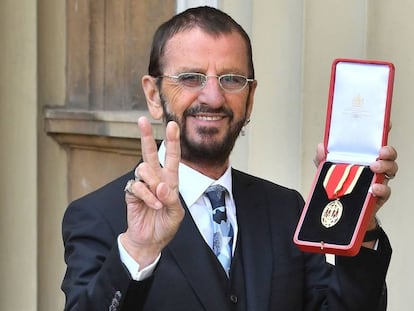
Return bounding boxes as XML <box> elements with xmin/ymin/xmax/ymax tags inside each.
<box><xmin>118</xmin><ymin>141</ymin><xmax>238</xmax><ymax>280</ymax></box>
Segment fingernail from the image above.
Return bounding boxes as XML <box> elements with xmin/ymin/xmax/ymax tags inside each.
<box><xmin>173</xmin><ymin>122</ymin><xmax>180</xmax><ymax>139</ymax></box>
<box><xmin>154</xmin><ymin>201</ymin><xmax>163</xmax><ymax>209</ymax></box>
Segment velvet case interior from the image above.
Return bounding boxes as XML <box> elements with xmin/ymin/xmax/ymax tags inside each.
<box><xmin>296</xmin><ymin>161</ymin><xmax>374</xmax><ymax>246</ymax></box>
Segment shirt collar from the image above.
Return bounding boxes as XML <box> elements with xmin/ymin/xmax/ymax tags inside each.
<box><xmin>158</xmin><ymin>141</ymin><xmax>233</xmax><ymax>207</ymax></box>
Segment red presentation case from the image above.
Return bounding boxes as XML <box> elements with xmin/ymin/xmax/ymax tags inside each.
<box><xmin>293</xmin><ymin>58</ymin><xmax>395</xmax><ymax>256</ymax></box>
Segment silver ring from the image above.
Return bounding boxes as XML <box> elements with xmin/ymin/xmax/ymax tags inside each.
<box><xmin>124</xmin><ymin>179</ymin><xmax>136</xmax><ymax>195</ymax></box>
<box><xmin>384</xmin><ymin>173</ymin><xmax>395</xmax><ymax>180</ymax></box>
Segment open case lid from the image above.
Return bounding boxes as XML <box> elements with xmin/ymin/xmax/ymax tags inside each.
<box><xmin>324</xmin><ymin>59</ymin><xmax>395</xmax><ymax>165</ymax></box>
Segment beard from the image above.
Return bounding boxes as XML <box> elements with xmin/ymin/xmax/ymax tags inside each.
<box><xmin>160</xmin><ymin>95</ymin><xmax>247</xmax><ymax>167</ymax></box>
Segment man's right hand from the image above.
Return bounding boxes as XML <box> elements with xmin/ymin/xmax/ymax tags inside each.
<box><xmin>120</xmin><ymin>116</ymin><xmax>184</xmax><ymax>269</ymax></box>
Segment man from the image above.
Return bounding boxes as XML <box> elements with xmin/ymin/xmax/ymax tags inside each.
<box><xmin>62</xmin><ymin>6</ymin><xmax>398</xmax><ymax>310</ymax></box>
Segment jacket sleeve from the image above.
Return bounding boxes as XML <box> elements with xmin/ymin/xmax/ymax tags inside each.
<box><xmin>296</xmin><ymin>190</ymin><xmax>392</xmax><ymax>311</ymax></box>
<box><xmin>61</xmin><ymin>199</ymin><xmax>152</xmax><ymax>311</ymax></box>
<box><xmin>331</xmin><ymin>228</ymin><xmax>391</xmax><ymax>311</ymax></box>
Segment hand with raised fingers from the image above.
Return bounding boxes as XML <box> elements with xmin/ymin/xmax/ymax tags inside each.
<box><xmin>121</xmin><ymin>116</ymin><xmax>184</xmax><ymax>268</ymax></box>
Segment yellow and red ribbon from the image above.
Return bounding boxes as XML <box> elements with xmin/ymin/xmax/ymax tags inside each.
<box><xmin>323</xmin><ymin>164</ymin><xmax>364</xmax><ymax>200</ymax></box>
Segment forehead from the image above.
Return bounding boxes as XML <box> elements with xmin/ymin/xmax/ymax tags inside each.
<box><xmin>162</xmin><ymin>27</ymin><xmax>249</xmax><ymax>73</ymax></box>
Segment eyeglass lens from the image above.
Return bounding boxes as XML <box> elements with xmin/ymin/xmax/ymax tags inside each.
<box><xmin>177</xmin><ymin>73</ymin><xmax>248</xmax><ymax>92</ymax></box>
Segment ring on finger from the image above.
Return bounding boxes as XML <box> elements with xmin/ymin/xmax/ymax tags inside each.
<box><xmin>124</xmin><ymin>179</ymin><xmax>136</xmax><ymax>195</ymax></box>
<box><xmin>384</xmin><ymin>173</ymin><xmax>395</xmax><ymax>180</ymax></box>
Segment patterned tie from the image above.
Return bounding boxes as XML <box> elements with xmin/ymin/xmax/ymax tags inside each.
<box><xmin>205</xmin><ymin>185</ymin><xmax>234</xmax><ymax>276</ymax></box>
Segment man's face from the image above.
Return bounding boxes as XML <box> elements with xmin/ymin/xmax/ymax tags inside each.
<box><xmin>158</xmin><ymin>28</ymin><xmax>256</xmax><ymax>166</ymax></box>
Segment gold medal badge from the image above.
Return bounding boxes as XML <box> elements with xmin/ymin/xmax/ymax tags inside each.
<box><xmin>321</xmin><ymin>164</ymin><xmax>364</xmax><ymax>228</ymax></box>
<box><xmin>321</xmin><ymin>199</ymin><xmax>343</xmax><ymax>228</ymax></box>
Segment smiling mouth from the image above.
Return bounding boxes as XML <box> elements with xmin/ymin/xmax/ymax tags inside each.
<box><xmin>194</xmin><ymin>114</ymin><xmax>225</xmax><ymax>121</ymax></box>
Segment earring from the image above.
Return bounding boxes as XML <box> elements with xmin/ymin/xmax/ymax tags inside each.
<box><xmin>241</xmin><ymin>119</ymin><xmax>250</xmax><ymax>136</ymax></box>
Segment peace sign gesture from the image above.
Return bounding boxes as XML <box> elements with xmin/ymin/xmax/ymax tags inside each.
<box><xmin>120</xmin><ymin>116</ymin><xmax>184</xmax><ymax>269</ymax></box>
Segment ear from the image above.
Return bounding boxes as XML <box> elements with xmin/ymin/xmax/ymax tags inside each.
<box><xmin>245</xmin><ymin>80</ymin><xmax>257</xmax><ymax>122</ymax></box>
<box><xmin>142</xmin><ymin>75</ymin><xmax>163</xmax><ymax>120</ymax></box>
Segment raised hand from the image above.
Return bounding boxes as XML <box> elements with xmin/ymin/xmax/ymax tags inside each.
<box><xmin>368</xmin><ymin>145</ymin><xmax>398</xmax><ymax>212</ymax></box>
<box><xmin>313</xmin><ymin>143</ymin><xmax>398</xmax><ymax>230</ymax></box>
<box><xmin>120</xmin><ymin>116</ymin><xmax>184</xmax><ymax>268</ymax></box>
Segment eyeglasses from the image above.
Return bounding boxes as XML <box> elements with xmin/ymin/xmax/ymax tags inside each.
<box><xmin>160</xmin><ymin>72</ymin><xmax>254</xmax><ymax>93</ymax></box>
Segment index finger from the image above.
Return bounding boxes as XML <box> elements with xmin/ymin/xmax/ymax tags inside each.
<box><xmin>138</xmin><ymin>116</ymin><xmax>160</xmax><ymax>169</ymax></box>
<box><xmin>370</xmin><ymin>145</ymin><xmax>398</xmax><ymax>179</ymax></box>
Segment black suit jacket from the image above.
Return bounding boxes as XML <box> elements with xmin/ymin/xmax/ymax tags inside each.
<box><xmin>62</xmin><ymin>168</ymin><xmax>391</xmax><ymax>310</ymax></box>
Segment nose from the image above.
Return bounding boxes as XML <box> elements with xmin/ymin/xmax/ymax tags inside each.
<box><xmin>198</xmin><ymin>76</ymin><xmax>225</xmax><ymax>108</ymax></box>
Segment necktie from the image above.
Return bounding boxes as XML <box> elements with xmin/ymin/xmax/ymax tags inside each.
<box><xmin>205</xmin><ymin>185</ymin><xmax>233</xmax><ymax>275</ymax></box>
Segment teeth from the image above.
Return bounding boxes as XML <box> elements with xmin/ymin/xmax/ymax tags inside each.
<box><xmin>196</xmin><ymin>115</ymin><xmax>222</xmax><ymax>121</ymax></box>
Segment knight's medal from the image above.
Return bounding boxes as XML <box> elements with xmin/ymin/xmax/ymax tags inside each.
<box><xmin>321</xmin><ymin>199</ymin><xmax>343</xmax><ymax>228</ymax></box>
<box><xmin>322</xmin><ymin>163</ymin><xmax>364</xmax><ymax>228</ymax></box>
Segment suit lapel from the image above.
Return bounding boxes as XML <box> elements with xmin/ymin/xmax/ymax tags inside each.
<box><xmin>167</xmin><ymin>197</ymin><xmax>229</xmax><ymax>310</ymax></box>
<box><xmin>232</xmin><ymin>169</ymin><xmax>272</xmax><ymax>311</ymax></box>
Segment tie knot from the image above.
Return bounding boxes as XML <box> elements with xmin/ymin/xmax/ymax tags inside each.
<box><xmin>205</xmin><ymin>185</ymin><xmax>227</xmax><ymax>209</ymax></box>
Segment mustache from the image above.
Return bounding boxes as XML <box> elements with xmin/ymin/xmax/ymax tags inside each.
<box><xmin>183</xmin><ymin>105</ymin><xmax>234</xmax><ymax>118</ymax></box>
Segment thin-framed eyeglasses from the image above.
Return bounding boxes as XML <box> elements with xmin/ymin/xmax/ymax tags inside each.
<box><xmin>159</xmin><ymin>72</ymin><xmax>254</xmax><ymax>93</ymax></box>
